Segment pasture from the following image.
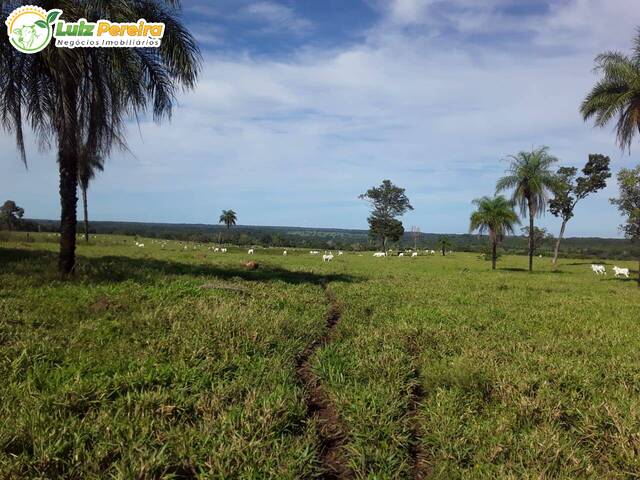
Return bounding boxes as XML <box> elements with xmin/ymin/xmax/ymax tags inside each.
<box><xmin>1</xmin><ymin>233</ymin><xmax>640</xmax><ymax>478</ymax></box>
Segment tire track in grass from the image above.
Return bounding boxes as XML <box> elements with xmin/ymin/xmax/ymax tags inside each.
<box><xmin>296</xmin><ymin>281</ymin><xmax>352</xmax><ymax>479</ymax></box>
<box><xmin>407</xmin><ymin>334</ymin><xmax>430</xmax><ymax>479</ymax></box>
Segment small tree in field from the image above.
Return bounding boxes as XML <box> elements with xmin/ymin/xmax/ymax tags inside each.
<box><xmin>219</xmin><ymin>210</ymin><xmax>237</xmax><ymax>229</ymax></box>
<box><xmin>0</xmin><ymin>200</ymin><xmax>24</xmax><ymax>231</ymax></box>
<box><xmin>469</xmin><ymin>196</ymin><xmax>520</xmax><ymax>270</ymax></box>
<box><xmin>549</xmin><ymin>154</ymin><xmax>611</xmax><ymax>267</ymax></box>
<box><xmin>521</xmin><ymin>226</ymin><xmax>552</xmax><ymax>257</ymax></box>
<box><xmin>437</xmin><ymin>236</ymin><xmax>452</xmax><ymax>256</ymax></box>
<box><xmin>359</xmin><ymin>180</ymin><xmax>413</xmax><ymax>251</ymax></box>
<box><xmin>610</xmin><ymin>166</ymin><xmax>640</xmax><ymax>287</ymax></box>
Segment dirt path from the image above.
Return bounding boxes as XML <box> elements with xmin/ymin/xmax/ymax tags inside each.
<box><xmin>296</xmin><ymin>282</ymin><xmax>352</xmax><ymax>479</ymax></box>
<box><xmin>406</xmin><ymin>335</ymin><xmax>429</xmax><ymax>479</ymax></box>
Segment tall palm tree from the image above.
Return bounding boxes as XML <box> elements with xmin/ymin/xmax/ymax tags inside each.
<box><xmin>219</xmin><ymin>210</ymin><xmax>237</xmax><ymax>229</ymax></box>
<box><xmin>78</xmin><ymin>149</ymin><xmax>104</xmax><ymax>243</ymax></box>
<box><xmin>0</xmin><ymin>1</ymin><xmax>200</xmax><ymax>276</ymax></box>
<box><xmin>469</xmin><ymin>196</ymin><xmax>520</xmax><ymax>270</ymax></box>
<box><xmin>581</xmin><ymin>30</ymin><xmax>640</xmax><ymax>152</ymax></box>
<box><xmin>496</xmin><ymin>146</ymin><xmax>558</xmax><ymax>272</ymax></box>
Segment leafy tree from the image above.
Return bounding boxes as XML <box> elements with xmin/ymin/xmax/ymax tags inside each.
<box><xmin>0</xmin><ymin>200</ymin><xmax>24</xmax><ymax>231</ymax></box>
<box><xmin>521</xmin><ymin>227</ymin><xmax>552</xmax><ymax>256</ymax></box>
<box><xmin>219</xmin><ymin>210</ymin><xmax>238</xmax><ymax>229</ymax></box>
<box><xmin>581</xmin><ymin>30</ymin><xmax>640</xmax><ymax>152</ymax></box>
<box><xmin>469</xmin><ymin>196</ymin><xmax>520</xmax><ymax>270</ymax></box>
<box><xmin>549</xmin><ymin>154</ymin><xmax>611</xmax><ymax>266</ymax></box>
<box><xmin>496</xmin><ymin>146</ymin><xmax>558</xmax><ymax>272</ymax></box>
<box><xmin>0</xmin><ymin>1</ymin><xmax>201</xmax><ymax>275</ymax></box>
<box><xmin>437</xmin><ymin>236</ymin><xmax>452</xmax><ymax>256</ymax></box>
<box><xmin>610</xmin><ymin>166</ymin><xmax>640</xmax><ymax>286</ymax></box>
<box><xmin>359</xmin><ymin>180</ymin><xmax>413</xmax><ymax>251</ymax></box>
<box><xmin>78</xmin><ymin>149</ymin><xmax>104</xmax><ymax>243</ymax></box>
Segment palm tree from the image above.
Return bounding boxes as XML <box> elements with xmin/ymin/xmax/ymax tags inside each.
<box><xmin>78</xmin><ymin>149</ymin><xmax>104</xmax><ymax>243</ymax></box>
<box><xmin>219</xmin><ymin>210</ymin><xmax>237</xmax><ymax>229</ymax></box>
<box><xmin>469</xmin><ymin>196</ymin><xmax>520</xmax><ymax>270</ymax></box>
<box><xmin>496</xmin><ymin>146</ymin><xmax>558</xmax><ymax>272</ymax></box>
<box><xmin>0</xmin><ymin>1</ymin><xmax>200</xmax><ymax>275</ymax></box>
<box><xmin>581</xmin><ymin>30</ymin><xmax>640</xmax><ymax>152</ymax></box>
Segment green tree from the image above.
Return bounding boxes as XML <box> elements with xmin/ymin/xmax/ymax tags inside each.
<box><xmin>78</xmin><ymin>149</ymin><xmax>104</xmax><ymax>243</ymax></box>
<box><xmin>549</xmin><ymin>154</ymin><xmax>611</xmax><ymax>266</ymax></box>
<box><xmin>359</xmin><ymin>180</ymin><xmax>413</xmax><ymax>251</ymax></box>
<box><xmin>496</xmin><ymin>146</ymin><xmax>558</xmax><ymax>272</ymax></box>
<box><xmin>469</xmin><ymin>196</ymin><xmax>520</xmax><ymax>270</ymax></box>
<box><xmin>0</xmin><ymin>200</ymin><xmax>24</xmax><ymax>231</ymax></box>
<box><xmin>0</xmin><ymin>1</ymin><xmax>201</xmax><ymax>276</ymax></box>
<box><xmin>610</xmin><ymin>166</ymin><xmax>640</xmax><ymax>286</ymax></box>
<box><xmin>437</xmin><ymin>236</ymin><xmax>452</xmax><ymax>256</ymax></box>
<box><xmin>219</xmin><ymin>210</ymin><xmax>237</xmax><ymax>229</ymax></box>
<box><xmin>581</xmin><ymin>30</ymin><xmax>640</xmax><ymax>152</ymax></box>
<box><xmin>521</xmin><ymin>226</ymin><xmax>552</xmax><ymax>257</ymax></box>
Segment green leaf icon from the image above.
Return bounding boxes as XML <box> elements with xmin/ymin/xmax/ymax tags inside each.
<box><xmin>46</xmin><ymin>10</ymin><xmax>62</xmax><ymax>24</ymax></box>
<box><xmin>35</xmin><ymin>20</ymin><xmax>47</xmax><ymax>29</ymax></box>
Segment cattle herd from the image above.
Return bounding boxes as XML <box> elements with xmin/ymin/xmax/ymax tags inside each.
<box><xmin>591</xmin><ymin>264</ymin><xmax>630</xmax><ymax>278</ymax></box>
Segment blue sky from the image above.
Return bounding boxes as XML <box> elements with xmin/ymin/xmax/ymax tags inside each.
<box><xmin>3</xmin><ymin>0</ymin><xmax>640</xmax><ymax>237</ymax></box>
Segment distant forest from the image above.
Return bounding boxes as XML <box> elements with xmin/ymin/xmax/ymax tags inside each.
<box><xmin>9</xmin><ymin>218</ymin><xmax>639</xmax><ymax>260</ymax></box>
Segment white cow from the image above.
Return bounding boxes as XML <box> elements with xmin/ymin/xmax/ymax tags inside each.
<box><xmin>323</xmin><ymin>252</ymin><xmax>334</xmax><ymax>262</ymax></box>
<box><xmin>221</xmin><ymin>248</ymin><xmax>228</xmax><ymax>253</ymax></box>
<box><xmin>283</xmin><ymin>250</ymin><xmax>288</xmax><ymax>256</ymax></box>
<box><xmin>248</xmin><ymin>249</ymin><xmax>254</xmax><ymax>255</ymax></box>
<box><xmin>399</xmin><ymin>252</ymin><xmax>404</xmax><ymax>257</ymax></box>
<box><xmin>412</xmin><ymin>252</ymin><xmax>418</xmax><ymax>258</ymax></box>
<box><xmin>591</xmin><ymin>264</ymin><xmax>606</xmax><ymax>275</ymax></box>
<box><xmin>214</xmin><ymin>247</ymin><xmax>220</xmax><ymax>252</ymax></box>
<box><xmin>373</xmin><ymin>252</ymin><xmax>386</xmax><ymax>258</ymax></box>
<box><xmin>613</xmin><ymin>266</ymin><xmax>630</xmax><ymax>278</ymax></box>
<box><xmin>310</xmin><ymin>250</ymin><xmax>320</xmax><ymax>255</ymax></box>
<box><xmin>338</xmin><ymin>251</ymin><xmax>344</xmax><ymax>256</ymax></box>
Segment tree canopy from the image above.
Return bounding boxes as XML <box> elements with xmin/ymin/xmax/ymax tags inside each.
<box><xmin>0</xmin><ymin>200</ymin><xmax>24</xmax><ymax>231</ymax></box>
<box><xmin>581</xmin><ymin>30</ymin><xmax>640</xmax><ymax>152</ymax></box>
<box><xmin>359</xmin><ymin>180</ymin><xmax>413</xmax><ymax>250</ymax></box>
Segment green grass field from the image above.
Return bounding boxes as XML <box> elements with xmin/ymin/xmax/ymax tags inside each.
<box><xmin>2</xmin><ymin>233</ymin><xmax>640</xmax><ymax>478</ymax></box>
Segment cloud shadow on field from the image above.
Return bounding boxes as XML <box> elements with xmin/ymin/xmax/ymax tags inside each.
<box><xmin>0</xmin><ymin>247</ymin><xmax>360</xmax><ymax>286</ymax></box>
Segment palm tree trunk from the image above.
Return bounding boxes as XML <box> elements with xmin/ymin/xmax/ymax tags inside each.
<box><xmin>528</xmin><ymin>200</ymin><xmax>534</xmax><ymax>272</ymax></box>
<box><xmin>59</xmin><ymin>144</ymin><xmax>78</xmax><ymax>275</ymax></box>
<box><xmin>492</xmin><ymin>241</ymin><xmax>497</xmax><ymax>270</ymax></box>
<box><xmin>58</xmin><ymin>85</ymin><xmax>79</xmax><ymax>276</ymax></box>
<box><xmin>82</xmin><ymin>186</ymin><xmax>89</xmax><ymax>243</ymax></box>
<box><xmin>552</xmin><ymin>220</ymin><xmax>567</xmax><ymax>268</ymax></box>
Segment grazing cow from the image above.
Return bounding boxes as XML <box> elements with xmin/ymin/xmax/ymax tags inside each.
<box><xmin>138</xmin><ymin>244</ymin><xmax>144</xmax><ymax>248</ymax></box>
<box><xmin>338</xmin><ymin>251</ymin><xmax>344</xmax><ymax>256</ymax></box>
<box><xmin>399</xmin><ymin>252</ymin><xmax>404</xmax><ymax>257</ymax></box>
<box><xmin>591</xmin><ymin>264</ymin><xmax>606</xmax><ymax>275</ymax></box>
<box><xmin>214</xmin><ymin>247</ymin><xmax>219</xmax><ymax>252</ymax></box>
<box><xmin>283</xmin><ymin>250</ymin><xmax>288</xmax><ymax>256</ymax></box>
<box><xmin>310</xmin><ymin>250</ymin><xmax>319</xmax><ymax>255</ymax></box>
<box><xmin>221</xmin><ymin>248</ymin><xmax>228</xmax><ymax>253</ymax></box>
<box><xmin>248</xmin><ymin>249</ymin><xmax>254</xmax><ymax>255</ymax></box>
<box><xmin>373</xmin><ymin>252</ymin><xmax>386</xmax><ymax>258</ymax></box>
<box><xmin>613</xmin><ymin>266</ymin><xmax>630</xmax><ymax>278</ymax></box>
<box><xmin>412</xmin><ymin>252</ymin><xmax>418</xmax><ymax>258</ymax></box>
<box><xmin>323</xmin><ymin>252</ymin><xmax>334</xmax><ymax>262</ymax></box>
